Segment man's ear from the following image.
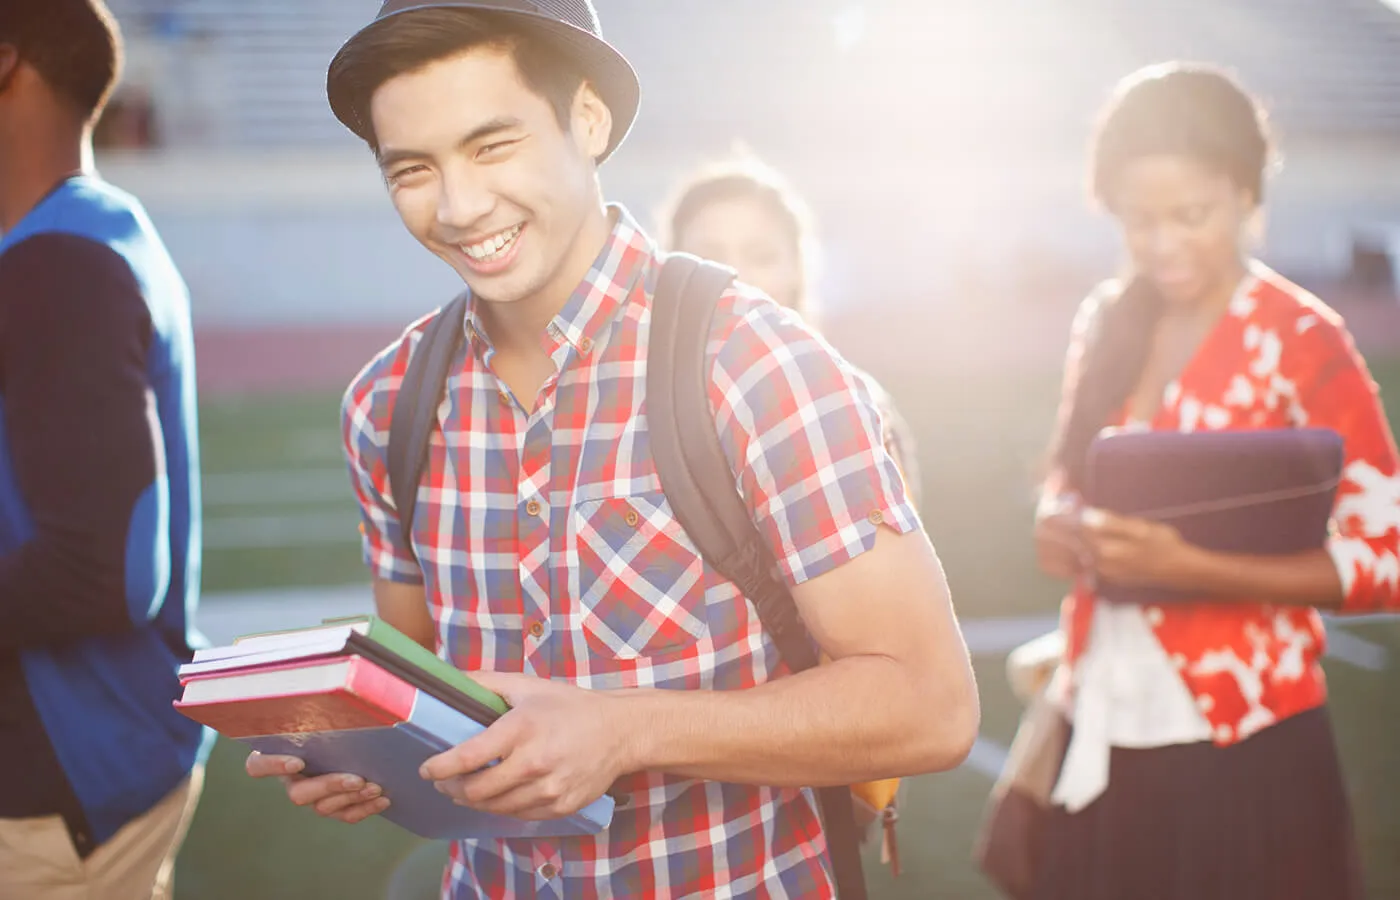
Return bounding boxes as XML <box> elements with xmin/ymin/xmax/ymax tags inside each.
<box><xmin>0</xmin><ymin>46</ymin><xmax>19</xmax><ymax>95</ymax></box>
<box><xmin>571</xmin><ymin>81</ymin><xmax>612</xmax><ymax>161</ymax></box>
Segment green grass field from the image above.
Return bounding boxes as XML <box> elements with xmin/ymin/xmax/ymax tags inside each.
<box><xmin>176</xmin><ymin>358</ymin><xmax>1400</xmax><ymax>899</ymax></box>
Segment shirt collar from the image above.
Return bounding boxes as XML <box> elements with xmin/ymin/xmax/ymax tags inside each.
<box><xmin>463</xmin><ymin>204</ymin><xmax>653</xmax><ymax>355</ymax></box>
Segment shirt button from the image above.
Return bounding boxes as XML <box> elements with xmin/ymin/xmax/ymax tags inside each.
<box><xmin>867</xmin><ymin>510</ymin><xmax>885</xmax><ymax>525</ymax></box>
<box><xmin>624</xmin><ymin>508</ymin><xmax>640</xmax><ymax>528</ymax></box>
<box><xmin>528</xmin><ymin>620</ymin><xmax>544</xmax><ymax>639</ymax></box>
<box><xmin>1171</xmin><ymin>653</ymin><xmax>1187</xmax><ymax>670</ymax></box>
<box><xmin>525</xmin><ymin>499</ymin><xmax>542</xmax><ymax>517</ymax></box>
<box><xmin>1196</xmin><ymin>694</ymin><xmax>1215</xmax><ymax>713</ymax></box>
<box><xmin>1145</xmin><ymin>606</ymin><xmax>1164</xmax><ymax>627</ymax></box>
<box><xmin>1214</xmin><ymin>724</ymin><xmax>1233</xmax><ymax>743</ymax></box>
<box><xmin>539</xmin><ymin>863</ymin><xmax>558</xmax><ymax>879</ymax></box>
<box><xmin>498</xmin><ymin>389</ymin><xmax>511</xmax><ymax>405</ymax></box>
<box><xmin>579</xmin><ymin>336</ymin><xmax>594</xmax><ymax>354</ymax></box>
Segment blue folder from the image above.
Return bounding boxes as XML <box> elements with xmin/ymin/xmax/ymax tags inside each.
<box><xmin>240</xmin><ymin>688</ymin><xmax>615</xmax><ymax>840</ymax></box>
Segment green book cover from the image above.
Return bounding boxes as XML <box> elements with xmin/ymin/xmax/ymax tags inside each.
<box><xmin>331</xmin><ymin>616</ymin><xmax>510</xmax><ymax>718</ymax></box>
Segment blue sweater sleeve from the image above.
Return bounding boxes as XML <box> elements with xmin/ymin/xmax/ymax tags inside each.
<box><xmin>0</xmin><ymin>233</ymin><xmax>166</xmax><ymax>650</ymax></box>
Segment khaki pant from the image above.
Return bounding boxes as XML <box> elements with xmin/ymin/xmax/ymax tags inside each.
<box><xmin>0</xmin><ymin>765</ymin><xmax>204</xmax><ymax>900</ymax></box>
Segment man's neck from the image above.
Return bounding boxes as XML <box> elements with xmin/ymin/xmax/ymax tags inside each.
<box><xmin>476</xmin><ymin>204</ymin><xmax>615</xmax><ymax>353</ymax></box>
<box><xmin>0</xmin><ymin>118</ymin><xmax>91</xmax><ymax>233</ymax></box>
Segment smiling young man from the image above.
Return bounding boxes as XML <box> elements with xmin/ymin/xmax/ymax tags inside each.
<box><xmin>245</xmin><ymin>2</ymin><xmax>979</xmax><ymax>897</ymax></box>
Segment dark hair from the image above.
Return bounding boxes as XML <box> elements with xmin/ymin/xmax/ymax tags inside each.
<box><xmin>1050</xmin><ymin>63</ymin><xmax>1273</xmax><ymax>489</ymax></box>
<box><xmin>662</xmin><ymin>154</ymin><xmax>814</xmax><ymax>311</ymax></box>
<box><xmin>0</xmin><ymin>0</ymin><xmax>122</xmax><ymax>124</ymax></box>
<box><xmin>327</xmin><ymin>9</ymin><xmax>585</xmax><ymax>155</ymax></box>
<box><xmin>1091</xmin><ymin>63</ymin><xmax>1273</xmax><ymax>209</ymax></box>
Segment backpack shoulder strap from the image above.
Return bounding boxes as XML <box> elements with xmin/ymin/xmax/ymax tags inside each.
<box><xmin>647</xmin><ymin>254</ymin><xmax>867</xmax><ymax>900</ymax></box>
<box><xmin>648</xmin><ymin>254</ymin><xmax>819</xmax><ymax>671</ymax></box>
<box><xmin>387</xmin><ymin>292</ymin><xmax>470</xmax><ymax>562</ymax></box>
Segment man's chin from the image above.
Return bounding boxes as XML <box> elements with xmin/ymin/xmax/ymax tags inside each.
<box><xmin>455</xmin><ymin>268</ymin><xmax>536</xmax><ymax>306</ymax></box>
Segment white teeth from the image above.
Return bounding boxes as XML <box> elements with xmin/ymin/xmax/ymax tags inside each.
<box><xmin>462</xmin><ymin>225</ymin><xmax>521</xmax><ymax>262</ymax></box>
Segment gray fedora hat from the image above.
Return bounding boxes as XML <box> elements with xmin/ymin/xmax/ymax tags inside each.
<box><xmin>327</xmin><ymin>0</ymin><xmax>639</xmax><ymax>162</ymax></box>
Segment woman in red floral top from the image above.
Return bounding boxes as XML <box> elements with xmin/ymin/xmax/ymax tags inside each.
<box><xmin>1032</xmin><ymin>63</ymin><xmax>1395</xmax><ymax>900</ymax></box>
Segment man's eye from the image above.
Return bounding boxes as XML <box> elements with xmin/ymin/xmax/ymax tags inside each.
<box><xmin>387</xmin><ymin>165</ymin><xmax>428</xmax><ymax>184</ymax></box>
<box><xmin>479</xmin><ymin>140</ymin><xmax>519</xmax><ymax>158</ymax></box>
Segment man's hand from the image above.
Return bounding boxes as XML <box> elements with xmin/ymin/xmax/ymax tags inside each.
<box><xmin>1081</xmin><ymin>507</ymin><xmax>1194</xmax><ymax>587</ymax></box>
<box><xmin>245</xmin><ymin>751</ymin><xmax>391</xmax><ymax>824</ymax></box>
<box><xmin>419</xmin><ymin>672</ymin><xmax>635</xmax><ymax>821</ymax></box>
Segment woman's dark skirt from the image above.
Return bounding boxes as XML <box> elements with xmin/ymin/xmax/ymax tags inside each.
<box><xmin>1032</xmin><ymin>706</ymin><xmax>1366</xmax><ymax>900</ymax></box>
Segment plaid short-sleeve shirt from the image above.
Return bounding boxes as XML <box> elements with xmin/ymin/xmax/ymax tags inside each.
<box><xmin>342</xmin><ymin>207</ymin><xmax>919</xmax><ymax>899</ymax></box>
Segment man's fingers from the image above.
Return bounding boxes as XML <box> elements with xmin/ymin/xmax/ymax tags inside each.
<box><xmin>314</xmin><ymin>783</ymin><xmax>387</xmax><ymax>818</ymax></box>
<box><xmin>285</xmin><ymin>772</ymin><xmax>369</xmax><ymax>808</ymax></box>
<box><xmin>245</xmin><ymin>746</ymin><xmax>392</xmax><ymax>825</ymax></box>
<box><xmin>247</xmin><ymin>751</ymin><xmax>305</xmax><ymax>778</ymax></box>
<box><xmin>336</xmin><ymin>796</ymin><xmax>393</xmax><ymax>824</ymax></box>
<box><xmin>452</xmin><ymin>778</ymin><xmax>565</xmax><ymax>821</ymax></box>
<box><xmin>443</xmin><ymin>755</ymin><xmax>584</xmax><ymax>821</ymax></box>
<box><xmin>436</xmin><ymin>747</ymin><xmax>546</xmax><ymax>809</ymax></box>
<box><xmin>421</xmin><ymin>715</ymin><xmax>523</xmax><ymax>782</ymax></box>
<box><xmin>467</xmin><ymin>670</ymin><xmax>540</xmax><ymax>702</ymax></box>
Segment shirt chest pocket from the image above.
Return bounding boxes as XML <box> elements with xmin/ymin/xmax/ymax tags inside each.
<box><xmin>571</xmin><ymin>491</ymin><xmax>709</xmax><ymax>660</ymax></box>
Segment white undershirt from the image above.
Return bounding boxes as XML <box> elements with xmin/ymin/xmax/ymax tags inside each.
<box><xmin>1050</xmin><ymin>601</ymin><xmax>1212</xmax><ymax>812</ymax></box>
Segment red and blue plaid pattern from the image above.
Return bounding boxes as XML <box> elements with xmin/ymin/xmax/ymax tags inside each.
<box><xmin>342</xmin><ymin>207</ymin><xmax>919</xmax><ymax>899</ymax></box>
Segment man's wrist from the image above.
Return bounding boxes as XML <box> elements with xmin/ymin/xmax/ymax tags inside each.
<box><xmin>608</xmin><ymin>689</ymin><xmax>668</xmax><ymax>775</ymax></box>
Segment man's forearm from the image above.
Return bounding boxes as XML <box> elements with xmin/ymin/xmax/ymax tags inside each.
<box><xmin>620</xmin><ymin>653</ymin><xmax>978</xmax><ymax>787</ymax></box>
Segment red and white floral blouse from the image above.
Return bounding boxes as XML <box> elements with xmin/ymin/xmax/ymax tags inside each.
<box><xmin>1055</xmin><ymin>262</ymin><xmax>1400</xmax><ymax>747</ymax></box>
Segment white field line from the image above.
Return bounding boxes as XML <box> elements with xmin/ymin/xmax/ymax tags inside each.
<box><xmin>203</xmin><ymin>469</ymin><xmax>349</xmax><ymax>506</ymax></box>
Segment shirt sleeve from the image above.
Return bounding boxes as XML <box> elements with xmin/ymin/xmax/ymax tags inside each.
<box><xmin>861</xmin><ymin>372</ymin><xmax>924</xmax><ymax>513</ymax></box>
<box><xmin>708</xmin><ymin>291</ymin><xmax>920</xmax><ymax>587</ymax></box>
<box><xmin>341</xmin><ymin>342</ymin><xmax>424</xmax><ymax>585</ymax></box>
<box><xmin>1293</xmin><ymin>316</ymin><xmax>1400</xmax><ymax>614</ymax></box>
<box><xmin>0</xmin><ymin>233</ymin><xmax>164</xmax><ymax>650</ymax></box>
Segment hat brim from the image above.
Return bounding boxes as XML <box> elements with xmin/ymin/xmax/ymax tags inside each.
<box><xmin>327</xmin><ymin>2</ymin><xmax>639</xmax><ymax>163</ymax></box>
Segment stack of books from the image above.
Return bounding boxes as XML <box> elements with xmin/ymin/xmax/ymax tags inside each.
<box><xmin>174</xmin><ymin>615</ymin><xmax>615</xmax><ymax>839</ymax></box>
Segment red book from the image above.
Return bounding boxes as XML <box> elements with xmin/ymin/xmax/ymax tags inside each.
<box><xmin>176</xmin><ymin>656</ymin><xmax>416</xmax><ymax>738</ymax></box>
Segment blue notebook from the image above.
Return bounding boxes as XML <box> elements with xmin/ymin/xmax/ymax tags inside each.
<box><xmin>241</xmin><ymin>690</ymin><xmax>614</xmax><ymax>840</ymax></box>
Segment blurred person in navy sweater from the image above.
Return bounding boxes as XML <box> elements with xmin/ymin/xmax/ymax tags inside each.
<box><xmin>0</xmin><ymin>2</ymin><xmax>207</xmax><ymax>897</ymax></box>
